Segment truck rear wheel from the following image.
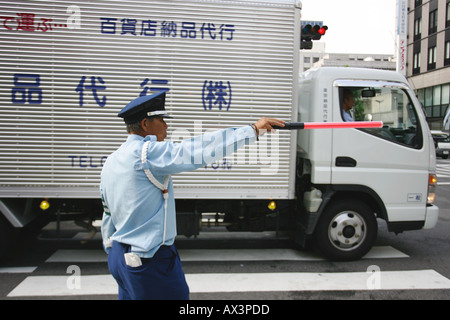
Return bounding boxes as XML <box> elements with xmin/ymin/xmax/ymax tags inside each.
<box><xmin>314</xmin><ymin>199</ymin><xmax>377</xmax><ymax>261</ymax></box>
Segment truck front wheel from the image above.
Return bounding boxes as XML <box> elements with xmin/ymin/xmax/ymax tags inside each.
<box><xmin>314</xmin><ymin>199</ymin><xmax>378</xmax><ymax>261</ymax></box>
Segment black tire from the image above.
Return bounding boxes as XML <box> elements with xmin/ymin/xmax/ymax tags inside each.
<box><xmin>314</xmin><ymin>199</ymin><xmax>378</xmax><ymax>261</ymax></box>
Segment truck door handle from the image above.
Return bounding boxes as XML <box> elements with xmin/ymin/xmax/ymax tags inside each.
<box><xmin>335</xmin><ymin>157</ymin><xmax>357</xmax><ymax>167</ymax></box>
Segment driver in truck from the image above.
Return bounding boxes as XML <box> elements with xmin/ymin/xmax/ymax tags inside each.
<box><xmin>342</xmin><ymin>89</ymin><xmax>355</xmax><ymax>122</ymax></box>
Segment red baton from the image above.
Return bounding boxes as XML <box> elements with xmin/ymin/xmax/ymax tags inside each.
<box><xmin>273</xmin><ymin>121</ymin><xmax>383</xmax><ymax>130</ymax></box>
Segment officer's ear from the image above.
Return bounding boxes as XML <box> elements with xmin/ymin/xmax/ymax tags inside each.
<box><xmin>140</xmin><ymin>117</ymin><xmax>154</xmax><ymax>132</ymax></box>
<box><xmin>140</xmin><ymin>118</ymin><xmax>147</xmax><ymax>129</ymax></box>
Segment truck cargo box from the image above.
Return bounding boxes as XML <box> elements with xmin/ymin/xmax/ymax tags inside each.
<box><xmin>0</xmin><ymin>0</ymin><xmax>300</xmax><ymax>200</ymax></box>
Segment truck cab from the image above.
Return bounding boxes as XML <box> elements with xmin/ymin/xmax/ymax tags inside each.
<box><xmin>296</xmin><ymin>67</ymin><xmax>439</xmax><ymax>261</ymax></box>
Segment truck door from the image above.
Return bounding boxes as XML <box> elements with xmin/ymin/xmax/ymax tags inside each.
<box><xmin>331</xmin><ymin>80</ymin><xmax>429</xmax><ymax>224</ymax></box>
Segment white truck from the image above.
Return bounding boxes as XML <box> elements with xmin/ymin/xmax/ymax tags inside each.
<box><xmin>0</xmin><ymin>0</ymin><xmax>439</xmax><ymax>261</ymax></box>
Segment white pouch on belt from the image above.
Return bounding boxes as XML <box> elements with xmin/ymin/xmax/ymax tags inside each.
<box><xmin>124</xmin><ymin>252</ymin><xmax>143</xmax><ymax>267</ymax></box>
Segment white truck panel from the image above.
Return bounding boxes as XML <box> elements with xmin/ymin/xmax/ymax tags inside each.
<box><xmin>0</xmin><ymin>0</ymin><xmax>300</xmax><ymax>199</ymax></box>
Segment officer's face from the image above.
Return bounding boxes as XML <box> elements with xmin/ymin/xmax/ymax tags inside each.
<box><xmin>142</xmin><ymin>117</ymin><xmax>168</xmax><ymax>141</ymax></box>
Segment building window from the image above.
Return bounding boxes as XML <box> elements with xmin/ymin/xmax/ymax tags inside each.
<box><xmin>447</xmin><ymin>1</ymin><xmax>450</xmax><ymax>28</ymax></box>
<box><xmin>413</xmin><ymin>52</ymin><xmax>421</xmax><ymax>74</ymax></box>
<box><xmin>442</xmin><ymin>84</ymin><xmax>450</xmax><ymax>105</ymax></box>
<box><xmin>418</xmin><ymin>89</ymin><xmax>425</xmax><ymax>106</ymax></box>
<box><xmin>434</xmin><ymin>86</ymin><xmax>442</xmax><ymax>106</ymax></box>
<box><xmin>415</xmin><ymin>0</ymin><xmax>422</xmax><ymax>8</ymax></box>
<box><xmin>428</xmin><ymin>46</ymin><xmax>436</xmax><ymax>70</ymax></box>
<box><xmin>419</xmin><ymin>84</ymin><xmax>450</xmax><ymax>120</ymax></box>
<box><xmin>414</xmin><ymin>18</ymin><xmax>422</xmax><ymax>41</ymax></box>
<box><xmin>446</xmin><ymin>41</ymin><xmax>450</xmax><ymax>66</ymax></box>
<box><xmin>425</xmin><ymin>87</ymin><xmax>433</xmax><ymax>108</ymax></box>
<box><xmin>429</xmin><ymin>10</ymin><xmax>438</xmax><ymax>35</ymax></box>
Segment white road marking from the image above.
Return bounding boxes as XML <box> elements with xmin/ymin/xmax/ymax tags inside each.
<box><xmin>7</xmin><ymin>270</ymin><xmax>450</xmax><ymax>297</ymax></box>
<box><xmin>0</xmin><ymin>266</ymin><xmax>37</xmax><ymax>274</ymax></box>
<box><xmin>44</xmin><ymin>246</ymin><xmax>409</xmax><ymax>263</ymax></box>
<box><xmin>46</xmin><ymin>249</ymin><xmax>107</xmax><ymax>263</ymax></box>
<box><xmin>180</xmin><ymin>246</ymin><xmax>408</xmax><ymax>261</ymax></box>
<box><xmin>186</xmin><ymin>270</ymin><xmax>450</xmax><ymax>293</ymax></box>
<box><xmin>7</xmin><ymin>275</ymin><xmax>117</xmax><ymax>297</ymax></box>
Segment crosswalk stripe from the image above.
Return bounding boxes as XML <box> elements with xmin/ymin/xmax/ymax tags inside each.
<box><xmin>7</xmin><ymin>270</ymin><xmax>450</xmax><ymax>297</ymax></box>
<box><xmin>12</xmin><ymin>246</ymin><xmax>450</xmax><ymax>298</ymax></box>
<box><xmin>44</xmin><ymin>246</ymin><xmax>409</xmax><ymax>263</ymax></box>
<box><xmin>0</xmin><ymin>267</ymin><xmax>37</xmax><ymax>274</ymax></box>
<box><xmin>46</xmin><ymin>249</ymin><xmax>106</xmax><ymax>263</ymax></box>
<box><xmin>436</xmin><ymin>164</ymin><xmax>450</xmax><ymax>183</ymax></box>
<box><xmin>186</xmin><ymin>270</ymin><xmax>450</xmax><ymax>292</ymax></box>
<box><xmin>7</xmin><ymin>275</ymin><xmax>117</xmax><ymax>297</ymax></box>
<box><xmin>180</xmin><ymin>246</ymin><xmax>408</xmax><ymax>261</ymax></box>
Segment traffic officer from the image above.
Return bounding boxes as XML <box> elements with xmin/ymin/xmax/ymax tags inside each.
<box><xmin>100</xmin><ymin>91</ymin><xmax>285</xmax><ymax>300</ymax></box>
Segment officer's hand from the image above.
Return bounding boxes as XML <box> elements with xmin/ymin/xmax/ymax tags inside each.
<box><xmin>254</xmin><ymin>118</ymin><xmax>285</xmax><ymax>135</ymax></box>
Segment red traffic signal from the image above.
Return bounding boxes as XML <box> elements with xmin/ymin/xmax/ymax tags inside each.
<box><xmin>310</xmin><ymin>25</ymin><xmax>327</xmax><ymax>40</ymax></box>
<box><xmin>318</xmin><ymin>26</ymin><xmax>328</xmax><ymax>35</ymax></box>
<box><xmin>300</xmin><ymin>24</ymin><xmax>328</xmax><ymax>49</ymax></box>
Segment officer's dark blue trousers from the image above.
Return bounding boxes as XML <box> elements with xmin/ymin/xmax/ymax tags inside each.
<box><xmin>108</xmin><ymin>241</ymin><xmax>190</xmax><ymax>300</ymax></box>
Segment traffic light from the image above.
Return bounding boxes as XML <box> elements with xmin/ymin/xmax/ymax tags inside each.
<box><xmin>301</xmin><ymin>24</ymin><xmax>328</xmax><ymax>50</ymax></box>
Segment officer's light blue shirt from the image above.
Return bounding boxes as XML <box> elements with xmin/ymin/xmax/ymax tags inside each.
<box><xmin>101</xmin><ymin>126</ymin><xmax>256</xmax><ymax>258</ymax></box>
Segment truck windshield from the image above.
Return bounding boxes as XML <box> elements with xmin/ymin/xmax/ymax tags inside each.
<box><xmin>339</xmin><ymin>85</ymin><xmax>423</xmax><ymax>149</ymax></box>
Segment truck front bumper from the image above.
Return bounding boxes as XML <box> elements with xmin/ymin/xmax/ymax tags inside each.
<box><xmin>424</xmin><ymin>204</ymin><xmax>439</xmax><ymax>229</ymax></box>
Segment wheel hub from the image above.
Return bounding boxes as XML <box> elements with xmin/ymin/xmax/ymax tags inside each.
<box><xmin>328</xmin><ymin>211</ymin><xmax>366</xmax><ymax>251</ymax></box>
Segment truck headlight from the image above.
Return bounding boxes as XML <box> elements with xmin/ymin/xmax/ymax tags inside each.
<box><xmin>427</xmin><ymin>174</ymin><xmax>437</xmax><ymax>205</ymax></box>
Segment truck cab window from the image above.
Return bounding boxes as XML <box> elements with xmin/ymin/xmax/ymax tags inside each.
<box><xmin>339</xmin><ymin>86</ymin><xmax>423</xmax><ymax>149</ymax></box>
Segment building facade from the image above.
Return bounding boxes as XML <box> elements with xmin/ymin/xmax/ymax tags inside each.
<box><xmin>407</xmin><ymin>0</ymin><xmax>450</xmax><ymax>130</ymax></box>
<box><xmin>299</xmin><ymin>42</ymin><xmax>327</xmax><ymax>72</ymax></box>
<box><xmin>312</xmin><ymin>53</ymin><xmax>395</xmax><ymax>71</ymax></box>
<box><xmin>300</xmin><ymin>43</ymin><xmax>395</xmax><ymax>73</ymax></box>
